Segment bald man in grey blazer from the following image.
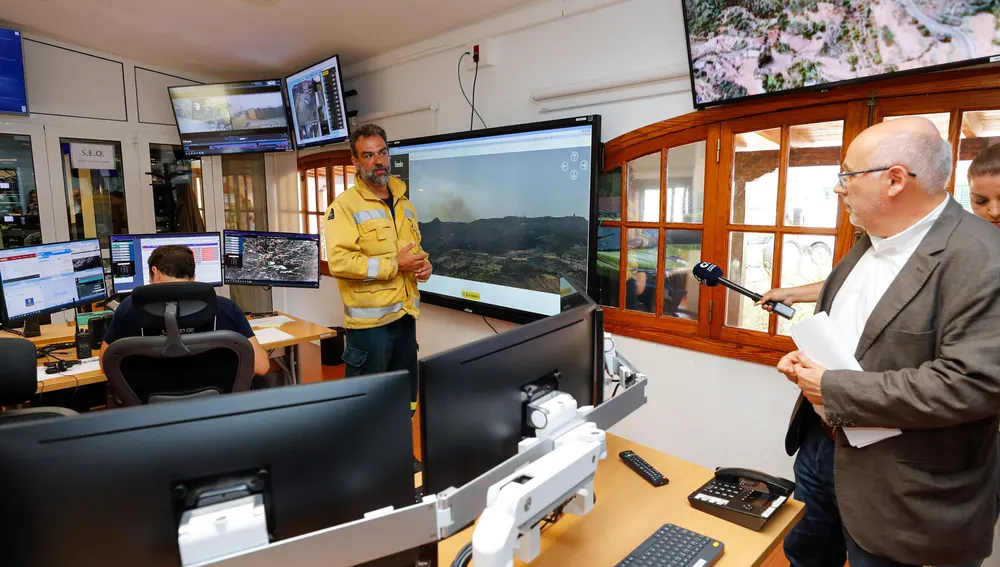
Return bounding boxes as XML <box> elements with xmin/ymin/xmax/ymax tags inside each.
<box><xmin>779</xmin><ymin>116</ymin><xmax>1000</xmax><ymax>567</ymax></box>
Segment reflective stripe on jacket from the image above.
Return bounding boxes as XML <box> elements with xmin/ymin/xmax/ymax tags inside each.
<box><xmin>323</xmin><ymin>174</ymin><xmax>423</xmax><ymax>329</ymax></box>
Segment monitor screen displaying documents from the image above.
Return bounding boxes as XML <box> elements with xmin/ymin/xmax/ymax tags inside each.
<box><xmin>223</xmin><ymin>230</ymin><xmax>320</xmax><ymax>288</ymax></box>
<box><xmin>0</xmin><ymin>239</ymin><xmax>106</xmax><ymax>320</ymax></box>
<box><xmin>284</xmin><ymin>54</ymin><xmax>350</xmax><ymax>149</ymax></box>
<box><xmin>110</xmin><ymin>233</ymin><xmax>222</xmax><ymax>293</ymax></box>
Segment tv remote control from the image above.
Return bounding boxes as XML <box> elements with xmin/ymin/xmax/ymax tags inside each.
<box><xmin>620</xmin><ymin>450</ymin><xmax>669</xmax><ymax>487</ymax></box>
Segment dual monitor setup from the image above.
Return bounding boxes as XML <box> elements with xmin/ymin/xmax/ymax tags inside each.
<box><xmin>0</xmin><ymin>230</ymin><xmax>319</xmax><ymax>336</ymax></box>
<box><xmin>0</xmin><ymin>280</ymin><xmax>620</xmax><ymax>567</ymax></box>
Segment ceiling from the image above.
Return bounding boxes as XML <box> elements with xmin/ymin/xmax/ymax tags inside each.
<box><xmin>0</xmin><ymin>0</ymin><xmax>539</xmax><ymax>81</ymax></box>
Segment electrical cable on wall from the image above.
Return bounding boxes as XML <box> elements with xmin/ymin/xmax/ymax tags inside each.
<box><xmin>470</xmin><ymin>58</ymin><xmax>480</xmax><ymax>131</ymax></box>
<box><xmin>457</xmin><ymin>52</ymin><xmax>487</xmax><ymax>129</ymax></box>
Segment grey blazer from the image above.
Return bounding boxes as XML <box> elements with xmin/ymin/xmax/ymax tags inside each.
<box><xmin>784</xmin><ymin>197</ymin><xmax>1000</xmax><ymax>565</ymax></box>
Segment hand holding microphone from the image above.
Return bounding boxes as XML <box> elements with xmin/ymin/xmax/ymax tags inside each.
<box><xmin>692</xmin><ymin>262</ymin><xmax>796</xmax><ymax>320</ymax></box>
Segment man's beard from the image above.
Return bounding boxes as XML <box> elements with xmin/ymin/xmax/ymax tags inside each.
<box><xmin>362</xmin><ymin>164</ymin><xmax>390</xmax><ymax>186</ymax></box>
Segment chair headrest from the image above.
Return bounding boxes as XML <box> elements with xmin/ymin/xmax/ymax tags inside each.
<box><xmin>131</xmin><ymin>282</ymin><xmax>217</xmax><ymax>334</ymax></box>
<box><xmin>0</xmin><ymin>337</ymin><xmax>38</xmax><ymax>405</ymax></box>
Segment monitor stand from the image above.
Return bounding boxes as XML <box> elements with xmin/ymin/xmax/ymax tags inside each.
<box><xmin>22</xmin><ymin>316</ymin><xmax>41</xmax><ymax>338</ymax></box>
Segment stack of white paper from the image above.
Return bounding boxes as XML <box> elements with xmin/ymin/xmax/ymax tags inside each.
<box><xmin>253</xmin><ymin>327</ymin><xmax>295</xmax><ymax>345</ymax></box>
<box><xmin>790</xmin><ymin>313</ymin><xmax>902</xmax><ymax>448</ymax></box>
<box><xmin>249</xmin><ymin>315</ymin><xmax>294</xmax><ymax>329</ymax></box>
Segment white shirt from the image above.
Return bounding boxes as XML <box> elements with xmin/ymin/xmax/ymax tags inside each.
<box><xmin>829</xmin><ymin>194</ymin><xmax>950</xmax><ymax>357</ymax></box>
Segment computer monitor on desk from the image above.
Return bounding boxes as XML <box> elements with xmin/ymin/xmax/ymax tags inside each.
<box><xmin>223</xmin><ymin>230</ymin><xmax>320</xmax><ymax>289</ymax></box>
<box><xmin>0</xmin><ymin>371</ymin><xmax>420</xmax><ymax>567</ymax></box>
<box><xmin>110</xmin><ymin>232</ymin><xmax>222</xmax><ymax>293</ymax></box>
<box><xmin>0</xmin><ymin>238</ymin><xmax>107</xmax><ymax>336</ymax></box>
<box><xmin>419</xmin><ymin>279</ymin><xmax>604</xmax><ymax>497</ymax></box>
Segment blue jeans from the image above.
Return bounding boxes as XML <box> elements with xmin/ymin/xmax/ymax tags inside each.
<box><xmin>343</xmin><ymin>315</ymin><xmax>418</xmax><ymax>404</ymax></box>
<box><xmin>784</xmin><ymin>418</ymin><xmax>989</xmax><ymax>567</ymax></box>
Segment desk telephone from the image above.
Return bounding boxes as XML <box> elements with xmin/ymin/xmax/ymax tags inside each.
<box><xmin>688</xmin><ymin>467</ymin><xmax>795</xmax><ymax>531</ymax></box>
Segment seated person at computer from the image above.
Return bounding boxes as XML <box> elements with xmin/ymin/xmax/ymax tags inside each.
<box><xmin>101</xmin><ymin>245</ymin><xmax>271</xmax><ymax>376</ymax></box>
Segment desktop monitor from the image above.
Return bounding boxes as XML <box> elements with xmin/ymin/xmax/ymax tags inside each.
<box><xmin>0</xmin><ymin>27</ymin><xmax>28</xmax><ymax>115</ymax></box>
<box><xmin>168</xmin><ymin>80</ymin><xmax>294</xmax><ymax>157</ymax></box>
<box><xmin>418</xmin><ymin>279</ymin><xmax>603</xmax><ymax>497</ymax></box>
<box><xmin>0</xmin><ymin>371</ymin><xmax>418</xmax><ymax>567</ymax></box>
<box><xmin>223</xmin><ymin>229</ymin><xmax>320</xmax><ymax>289</ymax></box>
<box><xmin>0</xmin><ymin>238</ymin><xmax>107</xmax><ymax>334</ymax></box>
<box><xmin>110</xmin><ymin>232</ymin><xmax>222</xmax><ymax>294</ymax></box>
<box><xmin>284</xmin><ymin>53</ymin><xmax>350</xmax><ymax>149</ymax></box>
<box><xmin>387</xmin><ymin>115</ymin><xmax>600</xmax><ymax>324</ymax></box>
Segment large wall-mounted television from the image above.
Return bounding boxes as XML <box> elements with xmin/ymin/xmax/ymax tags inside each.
<box><xmin>284</xmin><ymin>54</ymin><xmax>350</xmax><ymax>149</ymax></box>
<box><xmin>682</xmin><ymin>1</ymin><xmax>1000</xmax><ymax>109</ymax></box>
<box><xmin>168</xmin><ymin>80</ymin><xmax>293</xmax><ymax>156</ymax></box>
<box><xmin>387</xmin><ymin>115</ymin><xmax>600</xmax><ymax>323</ymax></box>
<box><xmin>0</xmin><ymin>27</ymin><xmax>28</xmax><ymax>115</ymax></box>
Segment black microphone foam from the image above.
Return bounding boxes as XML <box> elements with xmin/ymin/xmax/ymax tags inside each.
<box><xmin>692</xmin><ymin>262</ymin><xmax>723</xmax><ymax>287</ymax></box>
<box><xmin>0</xmin><ymin>337</ymin><xmax>39</xmax><ymax>404</ymax></box>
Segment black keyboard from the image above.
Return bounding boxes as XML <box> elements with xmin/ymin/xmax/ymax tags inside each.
<box><xmin>616</xmin><ymin>524</ymin><xmax>724</xmax><ymax>567</ymax></box>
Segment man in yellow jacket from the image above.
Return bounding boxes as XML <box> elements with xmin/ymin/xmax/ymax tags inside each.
<box><xmin>324</xmin><ymin>123</ymin><xmax>431</xmax><ymax>406</ymax></box>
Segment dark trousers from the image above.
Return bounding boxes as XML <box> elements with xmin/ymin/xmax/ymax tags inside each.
<box><xmin>343</xmin><ymin>315</ymin><xmax>418</xmax><ymax>404</ymax></box>
<box><xmin>784</xmin><ymin>417</ymin><xmax>989</xmax><ymax>567</ymax></box>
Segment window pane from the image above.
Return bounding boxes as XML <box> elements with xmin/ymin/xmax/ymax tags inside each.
<box><xmin>598</xmin><ymin>167</ymin><xmax>622</xmax><ymax>221</ymax></box>
<box><xmin>627</xmin><ymin>153</ymin><xmax>660</xmax><ymax>223</ymax></box>
<box><xmin>725</xmin><ymin>232</ymin><xmax>774</xmax><ymax>332</ymax></box>
<box><xmin>883</xmin><ymin>113</ymin><xmax>950</xmax><ymax>140</ymax></box>
<box><xmin>60</xmin><ymin>139</ymin><xmax>127</xmax><ymax>247</ymax></box>
<box><xmin>663</xmin><ymin>230</ymin><xmax>701</xmax><ymax>320</ymax></box>
<box><xmin>222</xmin><ymin>155</ymin><xmax>267</xmax><ymax>231</ymax></box>
<box><xmin>0</xmin><ymin>134</ymin><xmax>42</xmax><ymax>248</ymax></box>
<box><xmin>333</xmin><ymin>166</ymin><xmax>346</xmax><ymax>198</ymax></box>
<box><xmin>596</xmin><ymin>226</ymin><xmax>620</xmax><ymax>308</ymax></box>
<box><xmin>345</xmin><ymin>166</ymin><xmax>356</xmax><ymax>191</ymax></box>
<box><xmin>308</xmin><ymin>213</ymin><xmax>318</xmax><ymax>235</ymax></box>
<box><xmin>626</xmin><ymin>228</ymin><xmax>657</xmax><ymax>314</ymax></box>
<box><xmin>150</xmin><ymin>144</ymin><xmax>206</xmax><ymax>234</ymax></box>
<box><xmin>732</xmin><ymin>129</ymin><xmax>779</xmax><ymax>225</ymax></box>
<box><xmin>317</xmin><ymin>166</ymin><xmax>328</xmax><ymax>209</ymax></box>
<box><xmin>665</xmin><ymin>142</ymin><xmax>706</xmax><ymax>224</ymax></box>
<box><xmin>306</xmin><ymin>169</ymin><xmax>318</xmax><ymax>212</ymax></box>
<box><xmin>777</xmin><ymin>235</ymin><xmax>835</xmax><ymax>336</ymax></box>
<box><xmin>956</xmin><ymin>110</ymin><xmax>1000</xmax><ymax>213</ymax></box>
<box><xmin>320</xmin><ymin>219</ymin><xmax>328</xmax><ymax>261</ymax></box>
<box><xmin>785</xmin><ymin>121</ymin><xmax>842</xmax><ymax>228</ymax></box>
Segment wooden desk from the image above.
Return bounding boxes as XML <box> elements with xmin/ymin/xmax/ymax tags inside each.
<box><xmin>434</xmin><ymin>434</ymin><xmax>803</xmax><ymax>567</ymax></box>
<box><xmin>22</xmin><ymin>312</ymin><xmax>335</xmax><ymax>394</ymax></box>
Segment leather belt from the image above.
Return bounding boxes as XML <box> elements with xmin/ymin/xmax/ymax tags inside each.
<box><xmin>822</xmin><ymin>422</ymin><xmax>837</xmax><ymax>441</ymax></box>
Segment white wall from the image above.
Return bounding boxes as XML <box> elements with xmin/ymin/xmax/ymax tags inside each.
<box><xmin>269</xmin><ymin>0</ymin><xmax>799</xmax><ymax>480</ymax></box>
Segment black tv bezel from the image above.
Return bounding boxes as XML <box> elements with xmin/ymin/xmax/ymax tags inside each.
<box><xmin>167</xmin><ymin>79</ymin><xmax>296</xmax><ymax>158</ymax></box>
<box><xmin>109</xmin><ymin>231</ymin><xmax>224</xmax><ymax>294</ymax></box>
<box><xmin>283</xmin><ymin>53</ymin><xmax>352</xmax><ymax>150</ymax></box>
<box><xmin>678</xmin><ymin>2</ymin><xmax>1000</xmax><ymax>111</ymax></box>
<box><xmin>0</xmin><ymin>26</ymin><xmax>29</xmax><ymax>117</ymax></box>
<box><xmin>0</xmin><ymin>237</ymin><xmax>106</xmax><ymax>322</ymax></box>
<box><xmin>385</xmin><ymin>114</ymin><xmax>602</xmax><ymax>326</ymax></box>
<box><xmin>222</xmin><ymin>229</ymin><xmax>322</xmax><ymax>289</ymax></box>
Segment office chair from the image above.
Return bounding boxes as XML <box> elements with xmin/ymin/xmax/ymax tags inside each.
<box><xmin>102</xmin><ymin>282</ymin><xmax>256</xmax><ymax>406</ymax></box>
<box><xmin>0</xmin><ymin>337</ymin><xmax>78</xmax><ymax>426</ymax></box>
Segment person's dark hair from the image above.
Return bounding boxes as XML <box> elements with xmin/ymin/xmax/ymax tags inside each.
<box><xmin>148</xmin><ymin>244</ymin><xmax>195</xmax><ymax>279</ymax></box>
<box><xmin>969</xmin><ymin>144</ymin><xmax>1000</xmax><ymax>180</ymax></box>
<box><xmin>349</xmin><ymin>123</ymin><xmax>388</xmax><ymax>158</ymax></box>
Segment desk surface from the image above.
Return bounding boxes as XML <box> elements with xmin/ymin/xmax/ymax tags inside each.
<box><xmin>24</xmin><ymin>312</ymin><xmax>334</xmax><ymax>394</ymax></box>
<box><xmin>435</xmin><ymin>434</ymin><xmax>803</xmax><ymax>567</ymax></box>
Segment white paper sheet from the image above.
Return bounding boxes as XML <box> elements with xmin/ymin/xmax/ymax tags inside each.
<box><xmin>790</xmin><ymin>313</ymin><xmax>902</xmax><ymax>448</ymax></box>
<box><xmin>253</xmin><ymin>327</ymin><xmax>295</xmax><ymax>345</ymax></box>
<box><xmin>249</xmin><ymin>315</ymin><xmax>294</xmax><ymax>329</ymax></box>
<box><xmin>37</xmin><ymin>357</ymin><xmax>102</xmax><ymax>382</ymax></box>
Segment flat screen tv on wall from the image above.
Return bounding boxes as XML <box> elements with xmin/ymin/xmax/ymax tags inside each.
<box><xmin>681</xmin><ymin>0</ymin><xmax>1000</xmax><ymax>109</ymax></box>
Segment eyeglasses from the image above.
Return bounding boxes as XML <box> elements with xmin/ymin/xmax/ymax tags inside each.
<box><xmin>837</xmin><ymin>167</ymin><xmax>917</xmax><ymax>189</ymax></box>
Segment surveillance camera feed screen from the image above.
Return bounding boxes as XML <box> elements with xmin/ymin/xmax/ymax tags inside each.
<box><xmin>284</xmin><ymin>55</ymin><xmax>350</xmax><ymax>148</ymax></box>
<box><xmin>389</xmin><ymin>124</ymin><xmax>593</xmax><ymax>317</ymax></box>
<box><xmin>223</xmin><ymin>230</ymin><xmax>320</xmax><ymax>288</ymax></box>
<box><xmin>168</xmin><ymin>81</ymin><xmax>293</xmax><ymax>156</ymax></box>
<box><xmin>683</xmin><ymin>0</ymin><xmax>1000</xmax><ymax>107</ymax></box>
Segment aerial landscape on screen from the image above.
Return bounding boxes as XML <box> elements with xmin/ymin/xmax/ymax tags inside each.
<box><xmin>684</xmin><ymin>0</ymin><xmax>1000</xmax><ymax>106</ymax></box>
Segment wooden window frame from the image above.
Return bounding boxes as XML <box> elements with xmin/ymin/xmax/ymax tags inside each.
<box><xmin>602</xmin><ymin>66</ymin><xmax>1000</xmax><ymax>366</ymax></box>
<box><xmin>297</xmin><ymin>150</ymin><xmax>354</xmax><ymax>277</ymax></box>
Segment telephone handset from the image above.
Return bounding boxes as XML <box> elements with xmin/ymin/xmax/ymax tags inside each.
<box><xmin>687</xmin><ymin>467</ymin><xmax>796</xmax><ymax>531</ymax></box>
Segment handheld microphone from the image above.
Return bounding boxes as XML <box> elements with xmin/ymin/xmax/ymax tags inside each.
<box><xmin>692</xmin><ymin>262</ymin><xmax>796</xmax><ymax>320</ymax></box>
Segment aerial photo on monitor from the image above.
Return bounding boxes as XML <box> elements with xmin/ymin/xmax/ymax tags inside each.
<box><xmin>230</xmin><ymin>237</ymin><xmax>318</xmax><ymax>284</ymax></box>
<box><xmin>410</xmin><ymin>147</ymin><xmax>590</xmax><ymax>295</ymax></box>
<box><xmin>684</xmin><ymin>0</ymin><xmax>1000</xmax><ymax>106</ymax></box>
